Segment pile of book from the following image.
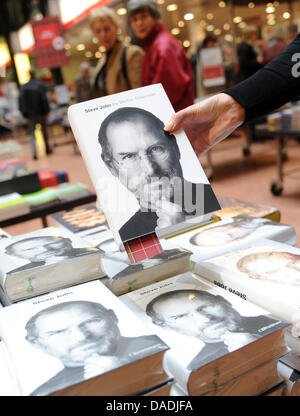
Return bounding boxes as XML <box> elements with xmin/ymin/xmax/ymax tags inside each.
<box><xmin>0</xmin><ymin>192</ymin><xmax>30</xmax><ymax>221</ymax></box>
<box><xmin>0</xmin><ymin>85</ymin><xmax>299</xmax><ymax>397</ymax></box>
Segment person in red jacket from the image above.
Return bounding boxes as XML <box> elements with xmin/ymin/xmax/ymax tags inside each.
<box><xmin>127</xmin><ymin>0</ymin><xmax>194</xmax><ymax>112</ymax></box>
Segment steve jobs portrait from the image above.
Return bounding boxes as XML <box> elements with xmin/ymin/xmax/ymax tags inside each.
<box><xmin>98</xmin><ymin>107</ymin><xmax>219</xmax><ymax>242</ymax></box>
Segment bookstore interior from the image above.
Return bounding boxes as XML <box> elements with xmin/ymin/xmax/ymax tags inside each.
<box><xmin>2</xmin><ymin>0</ymin><xmax>300</xmax><ymax>398</ymax></box>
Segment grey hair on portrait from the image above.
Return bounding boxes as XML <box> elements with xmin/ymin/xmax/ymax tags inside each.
<box><xmin>25</xmin><ymin>301</ymin><xmax>116</xmax><ymax>343</ymax></box>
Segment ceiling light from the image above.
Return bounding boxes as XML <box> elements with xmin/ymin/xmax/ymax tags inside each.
<box><xmin>238</xmin><ymin>22</ymin><xmax>247</xmax><ymax>28</ymax></box>
<box><xmin>206</xmin><ymin>25</ymin><xmax>215</xmax><ymax>32</ymax></box>
<box><xmin>273</xmin><ymin>1</ymin><xmax>280</xmax><ymax>7</ymax></box>
<box><xmin>117</xmin><ymin>8</ymin><xmax>127</xmax><ymax>15</ymax></box>
<box><xmin>76</xmin><ymin>43</ymin><xmax>85</xmax><ymax>51</ymax></box>
<box><xmin>233</xmin><ymin>16</ymin><xmax>242</xmax><ymax>23</ymax></box>
<box><xmin>171</xmin><ymin>28</ymin><xmax>180</xmax><ymax>35</ymax></box>
<box><xmin>283</xmin><ymin>12</ymin><xmax>290</xmax><ymax>19</ymax></box>
<box><xmin>157</xmin><ymin>0</ymin><xmax>165</xmax><ymax>4</ymax></box>
<box><xmin>224</xmin><ymin>34</ymin><xmax>233</xmax><ymax>42</ymax></box>
<box><xmin>248</xmin><ymin>2</ymin><xmax>255</xmax><ymax>8</ymax></box>
<box><xmin>199</xmin><ymin>20</ymin><xmax>206</xmax><ymax>27</ymax></box>
<box><xmin>64</xmin><ymin>43</ymin><xmax>71</xmax><ymax>50</ymax></box>
<box><xmin>95</xmin><ymin>51</ymin><xmax>101</xmax><ymax>58</ymax></box>
<box><xmin>214</xmin><ymin>28</ymin><xmax>222</xmax><ymax>35</ymax></box>
<box><xmin>184</xmin><ymin>13</ymin><xmax>194</xmax><ymax>21</ymax></box>
<box><xmin>98</xmin><ymin>46</ymin><xmax>106</xmax><ymax>53</ymax></box>
<box><xmin>85</xmin><ymin>51</ymin><xmax>93</xmax><ymax>58</ymax></box>
<box><xmin>178</xmin><ymin>20</ymin><xmax>185</xmax><ymax>27</ymax></box>
<box><xmin>218</xmin><ymin>1</ymin><xmax>226</xmax><ymax>7</ymax></box>
<box><xmin>167</xmin><ymin>4</ymin><xmax>178</xmax><ymax>11</ymax></box>
<box><xmin>265</xmin><ymin>6</ymin><xmax>275</xmax><ymax>13</ymax></box>
<box><xmin>92</xmin><ymin>37</ymin><xmax>98</xmax><ymax>44</ymax></box>
<box><xmin>223</xmin><ymin>23</ymin><xmax>230</xmax><ymax>30</ymax></box>
<box><xmin>206</xmin><ymin>13</ymin><xmax>214</xmax><ymax>20</ymax></box>
<box><xmin>183</xmin><ymin>40</ymin><xmax>190</xmax><ymax>48</ymax></box>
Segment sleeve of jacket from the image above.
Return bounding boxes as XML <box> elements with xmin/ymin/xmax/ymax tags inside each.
<box><xmin>127</xmin><ymin>45</ymin><xmax>144</xmax><ymax>89</ymax></box>
<box><xmin>149</xmin><ymin>44</ymin><xmax>193</xmax><ymax>109</ymax></box>
<box><xmin>224</xmin><ymin>33</ymin><xmax>300</xmax><ymax>123</ymax></box>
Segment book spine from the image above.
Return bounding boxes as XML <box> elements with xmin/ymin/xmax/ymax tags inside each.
<box><xmin>193</xmin><ymin>262</ymin><xmax>300</xmax><ymax>325</ymax></box>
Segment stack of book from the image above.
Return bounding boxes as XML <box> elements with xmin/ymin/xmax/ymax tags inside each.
<box><xmin>214</xmin><ymin>195</ymin><xmax>281</xmax><ymax>223</ymax></box>
<box><xmin>121</xmin><ymin>272</ymin><xmax>288</xmax><ymax>396</ymax></box>
<box><xmin>0</xmin><ymin>226</ymin><xmax>105</xmax><ymax>305</ymax></box>
<box><xmin>0</xmin><ymin>192</ymin><xmax>30</xmax><ymax>221</ymax></box>
<box><xmin>0</xmin><ymin>280</ymin><xmax>170</xmax><ymax>396</ymax></box>
<box><xmin>0</xmin><ymin>158</ymin><xmax>27</xmax><ymax>181</ymax></box>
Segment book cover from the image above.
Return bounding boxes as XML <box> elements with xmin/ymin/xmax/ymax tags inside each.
<box><xmin>214</xmin><ymin>196</ymin><xmax>281</xmax><ymax>222</ymax></box>
<box><xmin>0</xmin><ymin>227</ymin><xmax>104</xmax><ymax>304</ymax></box>
<box><xmin>167</xmin><ymin>215</ymin><xmax>296</xmax><ymax>263</ymax></box>
<box><xmin>194</xmin><ymin>238</ymin><xmax>300</xmax><ymax>331</ymax></box>
<box><xmin>94</xmin><ymin>230</ymin><xmax>191</xmax><ymax>295</ymax></box>
<box><xmin>51</xmin><ymin>205</ymin><xmax>107</xmax><ymax>234</ymax></box>
<box><xmin>68</xmin><ymin>84</ymin><xmax>220</xmax><ymax>249</ymax></box>
<box><xmin>0</xmin><ymin>280</ymin><xmax>168</xmax><ymax>396</ymax></box>
<box><xmin>121</xmin><ymin>272</ymin><xmax>288</xmax><ymax>395</ymax></box>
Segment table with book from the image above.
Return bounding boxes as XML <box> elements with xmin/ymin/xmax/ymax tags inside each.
<box><xmin>0</xmin><ymin>85</ymin><xmax>300</xmax><ymax>398</ymax></box>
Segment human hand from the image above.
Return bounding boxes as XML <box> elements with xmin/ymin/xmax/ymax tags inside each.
<box><xmin>164</xmin><ymin>93</ymin><xmax>245</xmax><ymax>154</ymax></box>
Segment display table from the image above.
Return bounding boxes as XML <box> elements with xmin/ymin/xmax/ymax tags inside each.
<box><xmin>0</xmin><ymin>191</ymin><xmax>97</xmax><ymax>228</ymax></box>
<box><xmin>254</xmin><ymin>123</ymin><xmax>300</xmax><ymax>196</ymax></box>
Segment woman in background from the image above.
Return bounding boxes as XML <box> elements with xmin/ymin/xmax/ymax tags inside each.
<box><xmin>90</xmin><ymin>7</ymin><xmax>144</xmax><ymax>97</ymax></box>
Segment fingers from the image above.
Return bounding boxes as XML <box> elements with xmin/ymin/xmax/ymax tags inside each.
<box><xmin>164</xmin><ymin>110</ymin><xmax>186</xmax><ymax>132</ymax></box>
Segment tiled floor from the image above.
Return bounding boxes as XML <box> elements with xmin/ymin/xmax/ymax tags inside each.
<box><xmin>2</xmin><ymin>127</ymin><xmax>300</xmax><ymax>245</ymax></box>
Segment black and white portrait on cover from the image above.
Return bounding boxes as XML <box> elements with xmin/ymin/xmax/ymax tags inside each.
<box><xmin>4</xmin><ymin>235</ymin><xmax>98</xmax><ymax>275</ymax></box>
<box><xmin>25</xmin><ymin>300</ymin><xmax>162</xmax><ymax>396</ymax></box>
<box><xmin>98</xmin><ymin>107</ymin><xmax>219</xmax><ymax>242</ymax></box>
<box><xmin>145</xmin><ymin>289</ymin><xmax>280</xmax><ymax>371</ymax></box>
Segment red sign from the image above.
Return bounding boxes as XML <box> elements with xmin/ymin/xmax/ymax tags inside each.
<box><xmin>31</xmin><ymin>16</ymin><xmax>68</xmax><ymax>69</ymax></box>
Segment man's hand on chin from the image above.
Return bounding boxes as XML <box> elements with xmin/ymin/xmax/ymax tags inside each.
<box><xmin>156</xmin><ymin>198</ymin><xmax>184</xmax><ymax>229</ymax></box>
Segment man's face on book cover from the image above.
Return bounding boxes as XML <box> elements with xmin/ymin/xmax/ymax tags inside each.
<box><xmin>237</xmin><ymin>251</ymin><xmax>300</xmax><ymax>285</ymax></box>
<box><xmin>147</xmin><ymin>290</ymin><xmax>240</xmax><ymax>343</ymax></box>
<box><xmin>27</xmin><ymin>302</ymin><xmax>120</xmax><ymax>367</ymax></box>
<box><xmin>6</xmin><ymin>236</ymin><xmax>74</xmax><ymax>262</ymax></box>
<box><xmin>104</xmin><ymin>117</ymin><xmax>183</xmax><ymax>210</ymax></box>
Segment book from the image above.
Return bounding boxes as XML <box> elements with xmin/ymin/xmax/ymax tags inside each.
<box><xmin>0</xmin><ymin>280</ymin><xmax>169</xmax><ymax>396</ymax></box>
<box><xmin>278</xmin><ymin>353</ymin><xmax>300</xmax><ymax>395</ymax></box>
<box><xmin>120</xmin><ymin>272</ymin><xmax>288</xmax><ymax>395</ymax></box>
<box><xmin>0</xmin><ymin>226</ymin><xmax>105</xmax><ymax>305</ymax></box>
<box><xmin>167</xmin><ymin>215</ymin><xmax>296</xmax><ymax>263</ymax></box>
<box><xmin>214</xmin><ymin>196</ymin><xmax>281</xmax><ymax>222</ymax></box>
<box><xmin>23</xmin><ymin>188</ymin><xmax>59</xmax><ymax>208</ymax></box>
<box><xmin>141</xmin><ymin>379</ymin><xmax>174</xmax><ymax>396</ymax></box>
<box><xmin>0</xmin><ymin>228</ymin><xmax>9</xmax><ymax>239</ymax></box>
<box><xmin>51</xmin><ymin>205</ymin><xmax>108</xmax><ymax>234</ymax></box>
<box><xmin>193</xmin><ymin>238</ymin><xmax>300</xmax><ymax>333</ymax></box>
<box><xmin>170</xmin><ymin>359</ymin><xmax>283</xmax><ymax>396</ymax></box>
<box><xmin>55</xmin><ymin>182</ymin><xmax>91</xmax><ymax>202</ymax></box>
<box><xmin>261</xmin><ymin>380</ymin><xmax>286</xmax><ymax>396</ymax></box>
<box><xmin>93</xmin><ymin>230</ymin><xmax>192</xmax><ymax>296</ymax></box>
<box><xmin>0</xmin><ymin>192</ymin><xmax>30</xmax><ymax>221</ymax></box>
<box><xmin>68</xmin><ymin>84</ymin><xmax>220</xmax><ymax>249</ymax></box>
<box><xmin>0</xmin><ymin>158</ymin><xmax>27</xmax><ymax>181</ymax></box>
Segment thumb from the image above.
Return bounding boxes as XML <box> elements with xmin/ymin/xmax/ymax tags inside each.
<box><xmin>164</xmin><ymin>110</ymin><xmax>185</xmax><ymax>132</ymax></box>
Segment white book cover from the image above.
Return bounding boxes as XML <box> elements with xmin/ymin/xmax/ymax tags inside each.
<box><xmin>121</xmin><ymin>272</ymin><xmax>287</xmax><ymax>394</ymax></box>
<box><xmin>87</xmin><ymin>228</ymin><xmax>190</xmax><ymax>281</ymax></box>
<box><xmin>194</xmin><ymin>238</ymin><xmax>300</xmax><ymax>331</ymax></box>
<box><xmin>167</xmin><ymin>215</ymin><xmax>296</xmax><ymax>263</ymax></box>
<box><xmin>0</xmin><ymin>227</ymin><xmax>104</xmax><ymax>303</ymax></box>
<box><xmin>68</xmin><ymin>84</ymin><xmax>220</xmax><ymax>249</ymax></box>
<box><xmin>0</xmin><ymin>280</ymin><xmax>167</xmax><ymax>396</ymax></box>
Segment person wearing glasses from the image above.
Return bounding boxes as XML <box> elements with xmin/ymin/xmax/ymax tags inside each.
<box><xmin>5</xmin><ymin>235</ymin><xmax>98</xmax><ymax>274</ymax></box>
<box><xmin>98</xmin><ymin>106</ymin><xmax>219</xmax><ymax>242</ymax></box>
<box><xmin>146</xmin><ymin>289</ymin><xmax>281</xmax><ymax>371</ymax></box>
<box><xmin>25</xmin><ymin>300</ymin><xmax>162</xmax><ymax>396</ymax></box>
